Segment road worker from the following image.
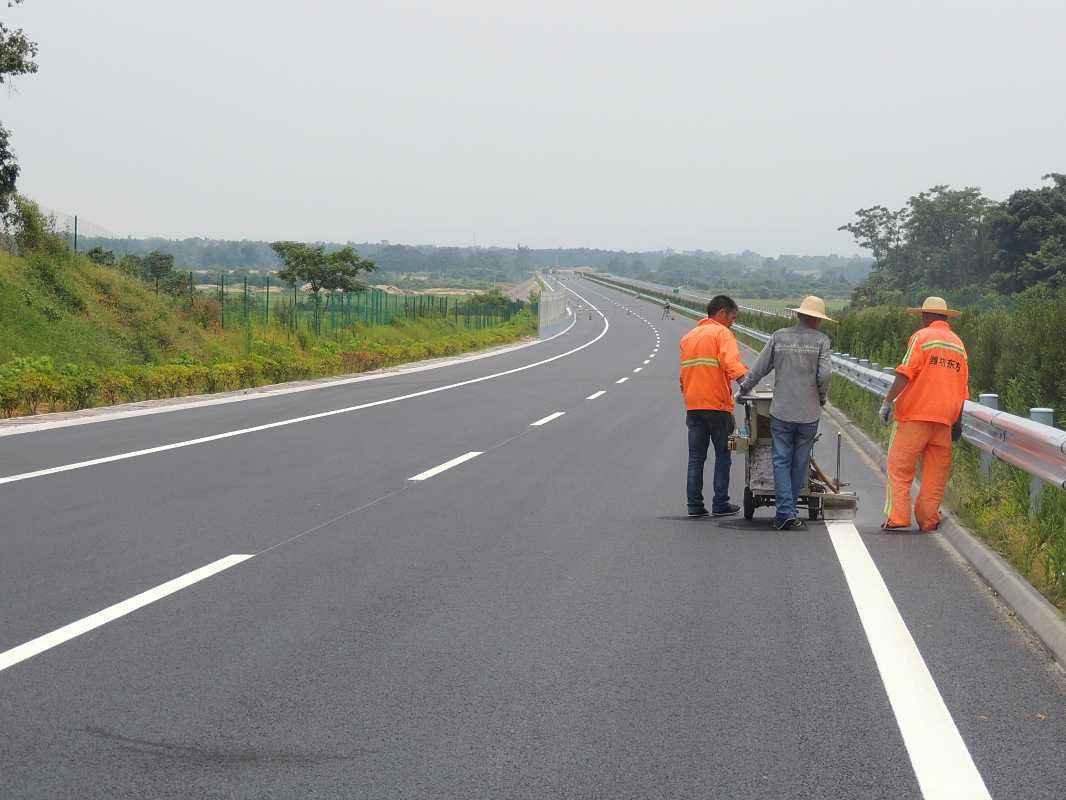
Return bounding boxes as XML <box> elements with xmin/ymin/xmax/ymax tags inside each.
<box><xmin>737</xmin><ymin>296</ymin><xmax>833</xmax><ymax>531</ymax></box>
<box><xmin>662</xmin><ymin>300</ymin><xmax>672</xmax><ymax>320</ymax></box>
<box><xmin>879</xmin><ymin>297</ymin><xmax>969</xmax><ymax>532</ymax></box>
<box><xmin>679</xmin><ymin>295</ymin><xmax>749</xmax><ymax>517</ymax></box>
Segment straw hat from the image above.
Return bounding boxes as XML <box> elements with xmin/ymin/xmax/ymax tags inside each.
<box><xmin>791</xmin><ymin>295</ymin><xmax>835</xmax><ymax>322</ymax></box>
<box><xmin>908</xmin><ymin>296</ymin><xmax>961</xmax><ymax>318</ymax></box>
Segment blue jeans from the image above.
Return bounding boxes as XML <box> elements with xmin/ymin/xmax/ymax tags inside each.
<box><xmin>770</xmin><ymin>417</ymin><xmax>819</xmax><ymax>521</ymax></box>
<box><xmin>686</xmin><ymin>410</ymin><xmax>734</xmax><ymax>513</ymax></box>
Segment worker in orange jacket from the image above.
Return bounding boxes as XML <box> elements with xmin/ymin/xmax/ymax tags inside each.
<box><xmin>879</xmin><ymin>297</ymin><xmax>970</xmax><ymax>531</ymax></box>
<box><xmin>679</xmin><ymin>295</ymin><xmax>749</xmax><ymax>517</ymax></box>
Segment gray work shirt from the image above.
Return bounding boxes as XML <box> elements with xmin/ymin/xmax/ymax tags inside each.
<box><xmin>738</xmin><ymin>323</ymin><xmax>832</xmax><ymax>423</ymax></box>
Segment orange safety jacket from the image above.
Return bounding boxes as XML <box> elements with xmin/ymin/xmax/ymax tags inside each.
<box><xmin>679</xmin><ymin>318</ymin><xmax>749</xmax><ymax>411</ymax></box>
<box><xmin>893</xmin><ymin>320</ymin><xmax>970</xmax><ymax>426</ymax></box>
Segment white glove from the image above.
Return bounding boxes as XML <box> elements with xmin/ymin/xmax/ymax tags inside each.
<box><xmin>879</xmin><ymin>401</ymin><xmax>893</xmax><ymax>426</ymax></box>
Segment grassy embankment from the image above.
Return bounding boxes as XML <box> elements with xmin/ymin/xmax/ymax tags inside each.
<box><xmin>0</xmin><ymin>249</ymin><xmax>536</xmax><ymax>417</ymax></box>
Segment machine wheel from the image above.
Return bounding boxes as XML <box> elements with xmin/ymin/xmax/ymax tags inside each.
<box><xmin>743</xmin><ymin>488</ymin><xmax>755</xmax><ymax>520</ymax></box>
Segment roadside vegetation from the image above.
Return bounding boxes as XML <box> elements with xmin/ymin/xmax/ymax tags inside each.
<box><xmin>0</xmin><ymin>200</ymin><xmax>535</xmax><ymax>419</ymax></box>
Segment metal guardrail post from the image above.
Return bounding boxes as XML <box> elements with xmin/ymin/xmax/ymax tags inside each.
<box><xmin>978</xmin><ymin>394</ymin><xmax>999</xmax><ymax>478</ymax></box>
<box><xmin>1029</xmin><ymin>407</ymin><xmax>1054</xmax><ymax>515</ymax></box>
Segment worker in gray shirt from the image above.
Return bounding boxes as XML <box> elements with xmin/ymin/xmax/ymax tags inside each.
<box><xmin>737</xmin><ymin>296</ymin><xmax>834</xmax><ymax>530</ymax></box>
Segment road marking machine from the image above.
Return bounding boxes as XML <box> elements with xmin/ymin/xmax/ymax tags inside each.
<box><xmin>734</xmin><ymin>390</ymin><xmax>858</xmax><ymax>521</ymax></box>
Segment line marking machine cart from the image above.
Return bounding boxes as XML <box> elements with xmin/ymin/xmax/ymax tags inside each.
<box><xmin>734</xmin><ymin>390</ymin><xmax>858</xmax><ymax>521</ymax></box>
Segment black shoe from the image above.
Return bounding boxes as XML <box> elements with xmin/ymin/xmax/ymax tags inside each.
<box><xmin>774</xmin><ymin>517</ymin><xmax>806</xmax><ymax>531</ymax></box>
<box><xmin>688</xmin><ymin>507</ymin><xmax>710</xmax><ymax>517</ymax></box>
<box><xmin>712</xmin><ymin>504</ymin><xmax>740</xmax><ymax>517</ymax></box>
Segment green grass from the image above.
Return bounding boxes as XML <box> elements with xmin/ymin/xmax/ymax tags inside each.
<box><xmin>0</xmin><ymin>249</ymin><xmax>536</xmax><ymax>416</ymax></box>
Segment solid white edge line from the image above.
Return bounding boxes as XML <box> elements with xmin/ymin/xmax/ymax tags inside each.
<box><xmin>586</xmin><ymin>391</ymin><xmax>606</xmax><ymax>400</ymax></box>
<box><xmin>408</xmin><ymin>451</ymin><xmax>483</xmax><ymax>481</ymax></box>
<box><xmin>0</xmin><ymin>554</ymin><xmax>253</xmax><ymax>673</ymax></box>
<box><xmin>826</xmin><ymin>521</ymin><xmax>992</xmax><ymax>799</ymax></box>
<box><xmin>0</xmin><ymin>286</ymin><xmax>609</xmax><ymax>487</ymax></box>
<box><xmin>0</xmin><ymin>313</ymin><xmax>581</xmax><ymax>440</ymax></box>
<box><xmin>616</xmin><ymin>377</ymin><xmax>629</xmax><ymax>384</ymax></box>
<box><xmin>530</xmin><ymin>411</ymin><xmax>566</xmax><ymax>427</ymax></box>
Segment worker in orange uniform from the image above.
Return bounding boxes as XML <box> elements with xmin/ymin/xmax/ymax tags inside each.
<box><xmin>879</xmin><ymin>297</ymin><xmax>970</xmax><ymax>531</ymax></box>
<box><xmin>679</xmin><ymin>295</ymin><xmax>749</xmax><ymax>517</ymax></box>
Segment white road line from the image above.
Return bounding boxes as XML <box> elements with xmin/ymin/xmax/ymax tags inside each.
<box><xmin>0</xmin><ymin>554</ymin><xmax>253</xmax><ymax>674</ymax></box>
<box><xmin>0</xmin><ymin>287</ymin><xmax>609</xmax><ymax>487</ymax></box>
<box><xmin>0</xmin><ymin>314</ymin><xmax>582</xmax><ymax>440</ymax></box>
<box><xmin>632</xmin><ymin>367</ymin><xmax>642</xmax><ymax>373</ymax></box>
<box><xmin>530</xmin><ymin>411</ymin><xmax>566</xmax><ymax>427</ymax></box>
<box><xmin>408</xmin><ymin>451</ymin><xmax>483</xmax><ymax>481</ymax></box>
<box><xmin>616</xmin><ymin>377</ymin><xmax>629</xmax><ymax>384</ymax></box>
<box><xmin>586</xmin><ymin>391</ymin><xmax>606</xmax><ymax>400</ymax></box>
<box><xmin>643</xmin><ymin>359</ymin><xmax>650</xmax><ymax>364</ymax></box>
<box><xmin>826</xmin><ymin>521</ymin><xmax>992</xmax><ymax>800</ymax></box>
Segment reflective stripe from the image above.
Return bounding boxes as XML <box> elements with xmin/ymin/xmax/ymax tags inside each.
<box><xmin>901</xmin><ymin>334</ymin><xmax>919</xmax><ymax>367</ymax></box>
<box><xmin>884</xmin><ymin>423</ymin><xmax>898</xmax><ymax>516</ymax></box>
<box><xmin>681</xmin><ymin>357</ymin><xmax>720</xmax><ymax>368</ymax></box>
<box><xmin>920</xmin><ymin>340</ymin><xmax>967</xmax><ymax>356</ymax></box>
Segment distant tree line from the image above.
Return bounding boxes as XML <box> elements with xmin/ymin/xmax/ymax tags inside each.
<box><xmin>840</xmin><ymin>173</ymin><xmax>1066</xmax><ymax>306</ymax></box>
<box><xmin>74</xmin><ymin>234</ymin><xmax>872</xmax><ymax>291</ymax></box>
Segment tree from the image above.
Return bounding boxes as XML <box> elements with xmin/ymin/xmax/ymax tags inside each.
<box><xmin>146</xmin><ymin>250</ymin><xmax>174</xmax><ymax>295</ymax></box>
<box><xmin>0</xmin><ymin>1</ymin><xmax>39</xmax><ymax>213</ymax></box>
<box><xmin>271</xmin><ymin>242</ymin><xmax>375</xmax><ymax>331</ymax></box>
<box><xmin>0</xmin><ymin>124</ymin><xmax>17</xmax><ymax>215</ymax></box>
<box><xmin>990</xmin><ymin>173</ymin><xmax>1066</xmax><ymax>292</ymax></box>
<box><xmin>840</xmin><ymin>186</ymin><xmax>997</xmax><ymax>302</ymax></box>
<box><xmin>85</xmin><ymin>246</ymin><xmax>115</xmax><ymax>266</ymax></box>
<box><xmin>0</xmin><ymin>1</ymin><xmax>38</xmax><ymax>85</ymax></box>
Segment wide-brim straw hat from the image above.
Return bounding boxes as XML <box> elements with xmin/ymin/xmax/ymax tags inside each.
<box><xmin>791</xmin><ymin>295</ymin><xmax>835</xmax><ymax>322</ymax></box>
<box><xmin>908</xmin><ymin>296</ymin><xmax>961</xmax><ymax>318</ymax></box>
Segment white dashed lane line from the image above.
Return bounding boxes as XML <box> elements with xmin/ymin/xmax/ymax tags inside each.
<box><xmin>409</xmin><ymin>451</ymin><xmax>484</xmax><ymax>481</ymax></box>
<box><xmin>616</xmin><ymin>377</ymin><xmax>629</xmax><ymax>384</ymax></box>
<box><xmin>633</xmin><ymin>367</ymin><xmax>642</xmax><ymax>373</ymax></box>
<box><xmin>586</xmin><ymin>391</ymin><xmax>606</xmax><ymax>400</ymax></box>
<box><xmin>0</xmin><ymin>554</ymin><xmax>254</xmax><ymax>673</ymax></box>
<box><xmin>530</xmin><ymin>411</ymin><xmax>566</xmax><ymax>427</ymax></box>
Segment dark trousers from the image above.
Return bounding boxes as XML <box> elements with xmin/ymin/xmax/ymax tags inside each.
<box><xmin>686</xmin><ymin>410</ymin><xmax>734</xmax><ymax>512</ymax></box>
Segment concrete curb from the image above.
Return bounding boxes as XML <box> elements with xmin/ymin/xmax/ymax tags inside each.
<box><xmin>822</xmin><ymin>403</ymin><xmax>1066</xmax><ymax>669</ymax></box>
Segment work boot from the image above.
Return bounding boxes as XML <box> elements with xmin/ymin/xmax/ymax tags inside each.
<box><xmin>712</xmin><ymin>504</ymin><xmax>740</xmax><ymax>517</ymax></box>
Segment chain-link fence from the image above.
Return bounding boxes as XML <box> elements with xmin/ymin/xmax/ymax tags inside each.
<box><xmin>205</xmin><ymin>274</ymin><xmax>526</xmax><ymax>338</ymax></box>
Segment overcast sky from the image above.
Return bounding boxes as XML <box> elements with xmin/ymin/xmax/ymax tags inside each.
<box><xmin>5</xmin><ymin>1</ymin><xmax>1064</xmax><ymax>254</ymax></box>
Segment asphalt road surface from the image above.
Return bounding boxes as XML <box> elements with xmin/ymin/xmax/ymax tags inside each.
<box><xmin>1</xmin><ymin>278</ymin><xmax>1064</xmax><ymax>799</ymax></box>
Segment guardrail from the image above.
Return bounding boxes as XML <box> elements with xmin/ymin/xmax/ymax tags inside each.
<box><xmin>585</xmin><ymin>272</ymin><xmax>1066</xmax><ymax>511</ymax></box>
<box><xmin>595</xmin><ymin>274</ymin><xmax>793</xmax><ymax>319</ymax></box>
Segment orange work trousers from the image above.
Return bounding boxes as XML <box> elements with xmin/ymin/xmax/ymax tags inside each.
<box><xmin>884</xmin><ymin>420</ymin><xmax>953</xmax><ymax>530</ymax></box>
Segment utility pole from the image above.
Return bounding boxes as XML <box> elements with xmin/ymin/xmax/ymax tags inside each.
<box><xmin>73</xmin><ymin>215</ymin><xmax>78</xmax><ymax>253</ymax></box>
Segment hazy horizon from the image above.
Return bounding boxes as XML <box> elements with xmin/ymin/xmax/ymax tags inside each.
<box><xmin>5</xmin><ymin>1</ymin><xmax>1064</xmax><ymax>256</ymax></box>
